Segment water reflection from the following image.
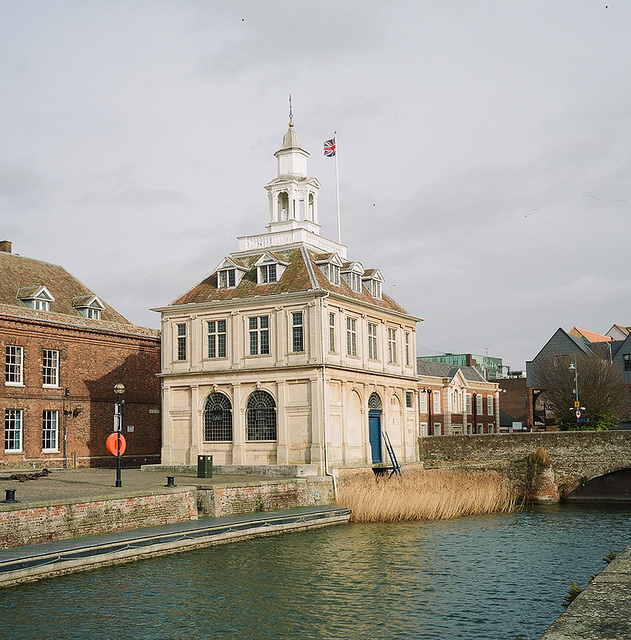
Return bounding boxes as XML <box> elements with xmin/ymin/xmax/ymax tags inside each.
<box><xmin>2</xmin><ymin>504</ymin><xmax>630</xmax><ymax>640</ymax></box>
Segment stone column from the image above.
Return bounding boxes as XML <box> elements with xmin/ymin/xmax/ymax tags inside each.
<box><xmin>309</xmin><ymin>375</ymin><xmax>323</xmax><ymax>470</ymax></box>
<box><xmin>189</xmin><ymin>384</ymin><xmax>200</xmax><ymax>465</ymax></box>
<box><xmin>232</xmin><ymin>383</ymin><xmax>245</xmax><ymax>465</ymax></box>
<box><xmin>276</xmin><ymin>380</ymin><xmax>288</xmax><ymax>464</ymax></box>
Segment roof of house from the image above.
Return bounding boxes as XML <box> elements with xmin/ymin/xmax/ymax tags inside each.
<box><xmin>171</xmin><ymin>246</ymin><xmax>411</xmax><ymax>315</ymax></box>
<box><xmin>569</xmin><ymin>326</ymin><xmax>613</xmax><ymax>343</ymax></box>
<box><xmin>0</xmin><ymin>248</ymin><xmax>153</xmax><ymax>334</ymax></box>
<box><xmin>416</xmin><ymin>359</ymin><xmax>487</xmax><ymax>383</ymax></box>
<box><xmin>608</xmin><ymin>324</ymin><xmax>631</xmax><ymax>337</ymax></box>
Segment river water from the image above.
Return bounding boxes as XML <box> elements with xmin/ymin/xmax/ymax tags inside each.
<box><xmin>3</xmin><ymin>504</ymin><xmax>630</xmax><ymax>640</ymax></box>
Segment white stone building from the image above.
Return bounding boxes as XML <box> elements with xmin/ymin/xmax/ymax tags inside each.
<box><xmin>154</xmin><ymin>120</ymin><xmax>421</xmax><ymax>474</ymax></box>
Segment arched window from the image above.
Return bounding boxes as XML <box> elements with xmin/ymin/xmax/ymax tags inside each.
<box><xmin>368</xmin><ymin>392</ymin><xmax>382</xmax><ymax>410</ymax></box>
<box><xmin>278</xmin><ymin>192</ymin><xmax>289</xmax><ymax>220</ymax></box>
<box><xmin>203</xmin><ymin>393</ymin><xmax>232</xmax><ymax>442</ymax></box>
<box><xmin>246</xmin><ymin>390</ymin><xmax>277</xmax><ymax>441</ymax></box>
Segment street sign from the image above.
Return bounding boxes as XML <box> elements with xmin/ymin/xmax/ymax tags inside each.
<box><xmin>577</xmin><ymin>418</ymin><xmax>589</xmax><ymax>423</ymax></box>
<box><xmin>575</xmin><ymin>409</ymin><xmax>581</xmax><ymax>419</ymax></box>
<box><xmin>574</xmin><ymin>401</ymin><xmax>580</xmax><ymax>409</ymax></box>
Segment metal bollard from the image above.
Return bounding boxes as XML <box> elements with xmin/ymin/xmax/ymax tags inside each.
<box><xmin>165</xmin><ymin>476</ymin><xmax>176</xmax><ymax>488</ymax></box>
<box><xmin>2</xmin><ymin>489</ymin><xmax>17</xmax><ymax>503</ymax></box>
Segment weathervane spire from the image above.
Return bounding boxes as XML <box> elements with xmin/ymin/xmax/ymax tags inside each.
<box><xmin>289</xmin><ymin>94</ymin><xmax>294</xmax><ymax>127</ymax></box>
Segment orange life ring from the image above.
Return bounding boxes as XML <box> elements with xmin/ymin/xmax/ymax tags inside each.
<box><xmin>106</xmin><ymin>432</ymin><xmax>127</xmax><ymax>456</ymax></box>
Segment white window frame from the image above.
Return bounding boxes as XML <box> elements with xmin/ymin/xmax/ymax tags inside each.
<box><xmin>218</xmin><ymin>269</ymin><xmax>236</xmax><ymax>289</ymax></box>
<box><xmin>176</xmin><ymin>323</ymin><xmax>187</xmax><ymax>361</ymax></box>
<box><xmin>259</xmin><ymin>263</ymin><xmax>277</xmax><ymax>284</ymax></box>
<box><xmin>476</xmin><ymin>394</ymin><xmax>483</xmax><ymax>415</ymax></box>
<box><xmin>292</xmin><ymin>311</ymin><xmax>304</xmax><ymax>353</ymax></box>
<box><xmin>487</xmin><ymin>395</ymin><xmax>494</xmax><ymax>415</ymax></box>
<box><xmin>81</xmin><ymin>307</ymin><xmax>101</xmax><ymax>320</ymax></box>
<box><xmin>42</xmin><ymin>409</ymin><xmax>59</xmax><ymax>452</ymax></box>
<box><xmin>207</xmin><ymin>320</ymin><xmax>227</xmax><ymax>358</ymax></box>
<box><xmin>453</xmin><ymin>389</ymin><xmax>460</xmax><ymax>414</ymax></box>
<box><xmin>42</xmin><ymin>349</ymin><xmax>60</xmax><ymax>388</ymax></box>
<box><xmin>433</xmin><ymin>390</ymin><xmax>441</xmax><ymax>414</ymax></box>
<box><xmin>367</xmin><ymin>322</ymin><xmax>378</xmax><ymax>360</ymax></box>
<box><xmin>249</xmin><ymin>315</ymin><xmax>270</xmax><ymax>356</ymax></box>
<box><xmin>466</xmin><ymin>393</ymin><xmax>472</xmax><ymax>414</ymax></box>
<box><xmin>27</xmin><ymin>298</ymin><xmax>50</xmax><ymax>311</ymax></box>
<box><xmin>5</xmin><ymin>345</ymin><xmax>23</xmax><ymax>386</ymax></box>
<box><xmin>405</xmin><ymin>332</ymin><xmax>411</xmax><ymax>366</ymax></box>
<box><xmin>346</xmin><ymin>317</ymin><xmax>357</xmax><ymax>357</ymax></box>
<box><xmin>419</xmin><ymin>391</ymin><xmax>428</xmax><ymax>413</ymax></box>
<box><xmin>4</xmin><ymin>408</ymin><xmax>23</xmax><ymax>452</ymax></box>
<box><xmin>387</xmin><ymin>327</ymin><xmax>397</xmax><ymax>364</ymax></box>
<box><xmin>329</xmin><ymin>312</ymin><xmax>336</xmax><ymax>352</ymax></box>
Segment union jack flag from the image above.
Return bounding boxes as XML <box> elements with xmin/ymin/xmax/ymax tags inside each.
<box><xmin>323</xmin><ymin>138</ymin><xmax>336</xmax><ymax>157</ymax></box>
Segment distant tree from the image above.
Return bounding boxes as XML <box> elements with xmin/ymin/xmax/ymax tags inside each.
<box><xmin>533</xmin><ymin>353</ymin><xmax>630</xmax><ymax>430</ymax></box>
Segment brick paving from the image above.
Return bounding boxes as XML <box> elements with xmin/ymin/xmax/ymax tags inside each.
<box><xmin>0</xmin><ymin>467</ymin><xmax>273</xmax><ymax>507</ymax></box>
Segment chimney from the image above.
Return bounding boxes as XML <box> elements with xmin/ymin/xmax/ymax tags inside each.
<box><xmin>0</xmin><ymin>240</ymin><xmax>12</xmax><ymax>254</ymax></box>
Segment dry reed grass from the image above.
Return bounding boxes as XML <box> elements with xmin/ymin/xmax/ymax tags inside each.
<box><xmin>337</xmin><ymin>468</ymin><xmax>518</xmax><ymax>523</ymax></box>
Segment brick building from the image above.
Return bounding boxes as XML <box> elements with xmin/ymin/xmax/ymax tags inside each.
<box><xmin>1</xmin><ymin>241</ymin><xmax>161</xmax><ymax>467</ymax></box>
<box><xmin>417</xmin><ymin>360</ymin><xmax>500</xmax><ymax>436</ymax></box>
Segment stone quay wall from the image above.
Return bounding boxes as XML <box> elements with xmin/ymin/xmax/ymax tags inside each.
<box><xmin>418</xmin><ymin>431</ymin><xmax>631</xmax><ymax>500</ymax></box>
<box><xmin>0</xmin><ymin>478</ymin><xmax>335</xmax><ymax>549</ymax></box>
<box><xmin>0</xmin><ymin>490</ymin><xmax>197</xmax><ymax>549</ymax></box>
<box><xmin>197</xmin><ymin>478</ymin><xmax>334</xmax><ymax>518</ymax></box>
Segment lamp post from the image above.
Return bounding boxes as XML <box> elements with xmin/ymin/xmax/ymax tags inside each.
<box><xmin>114</xmin><ymin>383</ymin><xmax>125</xmax><ymax>487</ymax></box>
<box><xmin>568</xmin><ymin>360</ymin><xmax>579</xmax><ymax>405</ymax></box>
<box><xmin>568</xmin><ymin>360</ymin><xmax>581</xmax><ymax>425</ymax></box>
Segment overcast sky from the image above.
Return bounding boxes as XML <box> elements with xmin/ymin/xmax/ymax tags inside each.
<box><xmin>1</xmin><ymin>1</ymin><xmax>629</xmax><ymax>371</ymax></box>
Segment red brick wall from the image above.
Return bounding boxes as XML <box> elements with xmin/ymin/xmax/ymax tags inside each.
<box><xmin>498</xmin><ymin>377</ymin><xmax>530</xmax><ymax>426</ymax></box>
<box><xmin>1</xmin><ymin>314</ymin><xmax>161</xmax><ymax>467</ymax></box>
<box><xmin>0</xmin><ymin>491</ymin><xmax>196</xmax><ymax>548</ymax></box>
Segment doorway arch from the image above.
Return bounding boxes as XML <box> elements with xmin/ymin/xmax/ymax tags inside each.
<box><xmin>368</xmin><ymin>392</ymin><xmax>382</xmax><ymax>464</ymax></box>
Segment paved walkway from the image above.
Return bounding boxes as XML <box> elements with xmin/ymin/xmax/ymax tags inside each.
<box><xmin>539</xmin><ymin>543</ymin><xmax>631</xmax><ymax>639</ymax></box>
<box><xmin>0</xmin><ymin>505</ymin><xmax>351</xmax><ymax>587</ymax></box>
<box><xmin>0</xmin><ymin>467</ymin><xmax>277</xmax><ymax>506</ymax></box>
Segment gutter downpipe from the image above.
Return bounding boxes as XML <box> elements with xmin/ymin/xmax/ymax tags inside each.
<box><xmin>320</xmin><ymin>293</ymin><xmax>337</xmax><ymax>501</ymax></box>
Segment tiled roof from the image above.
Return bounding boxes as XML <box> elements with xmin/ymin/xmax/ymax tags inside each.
<box><xmin>171</xmin><ymin>247</ymin><xmax>410</xmax><ymax>315</ymax></box>
<box><xmin>417</xmin><ymin>359</ymin><xmax>487</xmax><ymax>383</ymax></box>
<box><xmin>570</xmin><ymin>327</ymin><xmax>613</xmax><ymax>343</ymax></box>
<box><xmin>0</xmin><ymin>250</ymin><xmax>130</xmax><ymax>326</ymax></box>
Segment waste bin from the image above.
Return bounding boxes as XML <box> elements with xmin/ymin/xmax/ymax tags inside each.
<box><xmin>197</xmin><ymin>455</ymin><xmax>213</xmax><ymax>478</ymax></box>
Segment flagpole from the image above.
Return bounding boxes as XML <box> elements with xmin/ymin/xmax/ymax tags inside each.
<box><xmin>334</xmin><ymin>131</ymin><xmax>341</xmax><ymax>244</ymax></box>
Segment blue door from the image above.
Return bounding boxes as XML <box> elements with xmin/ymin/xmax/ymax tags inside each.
<box><xmin>369</xmin><ymin>410</ymin><xmax>382</xmax><ymax>463</ymax></box>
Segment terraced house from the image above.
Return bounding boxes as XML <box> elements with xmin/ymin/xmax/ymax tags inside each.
<box><xmin>155</xmin><ymin>120</ymin><xmax>421</xmax><ymax>474</ymax></box>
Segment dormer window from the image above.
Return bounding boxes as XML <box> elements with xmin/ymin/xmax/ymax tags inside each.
<box><xmin>328</xmin><ymin>264</ymin><xmax>341</xmax><ymax>285</ymax></box>
<box><xmin>363</xmin><ymin>269</ymin><xmax>384</xmax><ymax>299</ymax></box>
<box><xmin>218</xmin><ymin>269</ymin><xmax>236</xmax><ymax>289</ymax></box>
<box><xmin>260</xmin><ymin>262</ymin><xmax>277</xmax><ymax>283</ymax></box>
<box><xmin>315</xmin><ymin>253</ymin><xmax>344</xmax><ymax>286</ymax></box>
<box><xmin>255</xmin><ymin>253</ymin><xmax>288</xmax><ymax>285</ymax></box>
<box><xmin>72</xmin><ymin>295</ymin><xmax>105</xmax><ymax>320</ymax></box>
<box><xmin>342</xmin><ymin>262</ymin><xmax>365</xmax><ymax>294</ymax></box>
<box><xmin>18</xmin><ymin>286</ymin><xmax>54</xmax><ymax>312</ymax></box>
<box><xmin>214</xmin><ymin>257</ymin><xmax>247</xmax><ymax>290</ymax></box>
